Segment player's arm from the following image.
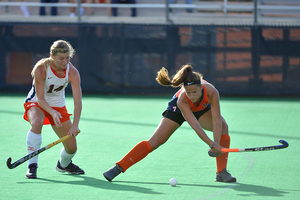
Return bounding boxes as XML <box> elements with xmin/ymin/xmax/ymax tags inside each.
<box><xmin>68</xmin><ymin>63</ymin><xmax>82</xmax><ymax>137</ymax></box>
<box><xmin>177</xmin><ymin>89</ymin><xmax>223</xmax><ymax>154</ymax></box>
<box><xmin>205</xmin><ymin>84</ymin><xmax>222</xmax><ymax>144</ymax></box>
<box><xmin>35</xmin><ymin>66</ymin><xmax>63</xmax><ymax>127</ymax></box>
<box><xmin>177</xmin><ymin>92</ymin><xmax>213</xmax><ymax>146</ymax></box>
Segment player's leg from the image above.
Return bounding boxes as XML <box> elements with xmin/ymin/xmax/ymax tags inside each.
<box><xmin>198</xmin><ymin>111</ymin><xmax>236</xmax><ymax>182</ymax></box>
<box><xmin>103</xmin><ymin>117</ymin><xmax>180</xmax><ymax>181</ymax></box>
<box><xmin>25</xmin><ymin>107</ymin><xmax>45</xmax><ymax>179</ymax></box>
<box><xmin>148</xmin><ymin>117</ymin><xmax>180</xmax><ymax>150</ymax></box>
<box><xmin>117</xmin><ymin>117</ymin><xmax>180</xmax><ymax>171</ymax></box>
<box><xmin>52</xmin><ymin>120</ymin><xmax>84</xmax><ymax>175</ymax></box>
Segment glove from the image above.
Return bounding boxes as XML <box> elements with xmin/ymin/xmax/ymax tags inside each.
<box><xmin>208</xmin><ymin>150</ymin><xmax>220</xmax><ymax>157</ymax></box>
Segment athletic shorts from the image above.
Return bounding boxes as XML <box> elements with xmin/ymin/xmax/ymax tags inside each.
<box><xmin>23</xmin><ymin>102</ymin><xmax>72</xmax><ymax>125</ymax></box>
<box><xmin>162</xmin><ymin>105</ymin><xmax>211</xmax><ymax>126</ymax></box>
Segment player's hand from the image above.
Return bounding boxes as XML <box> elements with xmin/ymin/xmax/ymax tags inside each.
<box><xmin>208</xmin><ymin>143</ymin><xmax>224</xmax><ymax>157</ymax></box>
<box><xmin>68</xmin><ymin>127</ymin><xmax>80</xmax><ymax>137</ymax></box>
<box><xmin>52</xmin><ymin>110</ymin><xmax>62</xmax><ymax>128</ymax></box>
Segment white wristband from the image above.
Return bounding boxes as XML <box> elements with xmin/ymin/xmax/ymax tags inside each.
<box><xmin>51</xmin><ymin>110</ymin><xmax>57</xmax><ymax>116</ymax></box>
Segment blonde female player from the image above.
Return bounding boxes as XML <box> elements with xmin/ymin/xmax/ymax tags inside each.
<box><xmin>24</xmin><ymin>40</ymin><xmax>84</xmax><ymax>179</ymax></box>
<box><xmin>103</xmin><ymin>64</ymin><xmax>236</xmax><ymax>183</ymax></box>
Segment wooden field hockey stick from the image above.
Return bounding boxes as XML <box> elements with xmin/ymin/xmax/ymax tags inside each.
<box><xmin>221</xmin><ymin>140</ymin><xmax>289</xmax><ymax>153</ymax></box>
<box><xmin>7</xmin><ymin>133</ymin><xmax>77</xmax><ymax>169</ymax></box>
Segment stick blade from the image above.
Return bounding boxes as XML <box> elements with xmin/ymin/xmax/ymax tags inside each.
<box><xmin>278</xmin><ymin>140</ymin><xmax>289</xmax><ymax>149</ymax></box>
<box><xmin>7</xmin><ymin>157</ymin><xmax>13</xmax><ymax>169</ymax></box>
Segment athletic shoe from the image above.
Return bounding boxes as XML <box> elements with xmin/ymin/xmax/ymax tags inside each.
<box><xmin>103</xmin><ymin>164</ymin><xmax>123</xmax><ymax>182</ymax></box>
<box><xmin>215</xmin><ymin>169</ymin><xmax>236</xmax><ymax>183</ymax></box>
<box><xmin>26</xmin><ymin>163</ymin><xmax>37</xmax><ymax>179</ymax></box>
<box><xmin>56</xmin><ymin>160</ymin><xmax>85</xmax><ymax>175</ymax></box>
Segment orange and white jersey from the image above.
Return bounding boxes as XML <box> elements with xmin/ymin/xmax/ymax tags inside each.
<box><xmin>25</xmin><ymin>64</ymin><xmax>69</xmax><ymax>107</ymax></box>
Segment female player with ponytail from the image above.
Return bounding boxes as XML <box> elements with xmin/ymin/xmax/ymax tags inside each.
<box><xmin>103</xmin><ymin>64</ymin><xmax>236</xmax><ymax>183</ymax></box>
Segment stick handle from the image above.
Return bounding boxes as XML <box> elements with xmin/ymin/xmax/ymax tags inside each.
<box><xmin>45</xmin><ymin>130</ymin><xmax>80</xmax><ymax>149</ymax></box>
<box><xmin>221</xmin><ymin>148</ymin><xmax>241</xmax><ymax>152</ymax></box>
<box><xmin>46</xmin><ymin>135</ymin><xmax>71</xmax><ymax>149</ymax></box>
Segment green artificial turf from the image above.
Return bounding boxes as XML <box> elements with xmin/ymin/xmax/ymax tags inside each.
<box><xmin>0</xmin><ymin>94</ymin><xmax>299</xmax><ymax>200</ymax></box>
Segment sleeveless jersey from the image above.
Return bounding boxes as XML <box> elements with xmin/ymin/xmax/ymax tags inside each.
<box><xmin>25</xmin><ymin>64</ymin><xmax>70</xmax><ymax>107</ymax></box>
<box><xmin>166</xmin><ymin>85</ymin><xmax>210</xmax><ymax>113</ymax></box>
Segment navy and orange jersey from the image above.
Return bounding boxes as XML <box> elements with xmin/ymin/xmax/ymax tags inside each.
<box><xmin>166</xmin><ymin>85</ymin><xmax>210</xmax><ymax>113</ymax></box>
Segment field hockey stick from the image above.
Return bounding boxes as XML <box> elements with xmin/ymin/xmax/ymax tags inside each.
<box><xmin>208</xmin><ymin>140</ymin><xmax>289</xmax><ymax>157</ymax></box>
<box><xmin>7</xmin><ymin>134</ymin><xmax>74</xmax><ymax>169</ymax></box>
<box><xmin>222</xmin><ymin>140</ymin><xmax>289</xmax><ymax>153</ymax></box>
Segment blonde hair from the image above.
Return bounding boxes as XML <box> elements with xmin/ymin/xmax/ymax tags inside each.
<box><xmin>156</xmin><ymin>64</ymin><xmax>203</xmax><ymax>88</ymax></box>
<box><xmin>31</xmin><ymin>40</ymin><xmax>75</xmax><ymax>77</ymax></box>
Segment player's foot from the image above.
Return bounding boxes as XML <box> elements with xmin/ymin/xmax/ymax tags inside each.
<box><xmin>56</xmin><ymin>160</ymin><xmax>85</xmax><ymax>175</ymax></box>
<box><xmin>26</xmin><ymin>163</ymin><xmax>37</xmax><ymax>179</ymax></box>
<box><xmin>215</xmin><ymin>169</ymin><xmax>236</xmax><ymax>183</ymax></box>
<box><xmin>103</xmin><ymin>164</ymin><xmax>123</xmax><ymax>182</ymax></box>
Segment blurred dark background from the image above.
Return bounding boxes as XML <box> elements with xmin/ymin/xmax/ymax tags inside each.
<box><xmin>1</xmin><ymin>22</ymin><xmax>300</xmax><ymax>96</ymax></box>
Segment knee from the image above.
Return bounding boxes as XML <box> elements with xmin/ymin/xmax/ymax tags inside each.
<box><xmin>64</xmin><ymin>141</ymin><xmax>77</xmax><ymax>154</ymax></box>
<box><xmin>148</xmin><ymin>138</ymin><xmax>166</xmax><ymax>150</ymax></box>
<box><xmin>30</xmin><ymin>118</ymin><xmax>44</xmax><ymax>131</ymax></box>
<box><xmin>65</xmin><ymin>146</ymin><xmax>77</xmax><ymax>154</ymax></box>
<box><xmin>70</xmin><ymin>149</ymin><xmax>77</xmax><ymax>154</ymax></box>
<box><xmin>222</xmin><ymin>120</ymin><xmax>228</xmax><ymax>135</ymax></box>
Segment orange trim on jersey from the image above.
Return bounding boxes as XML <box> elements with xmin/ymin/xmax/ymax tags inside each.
<box><xmin>187</xmin><ymin>85</ymin><xmax>209</xmax><ymax>112</ymax></box>
<box><xmin>23</xmin><ymin>102</ymin><xmax>71</xmax><ymax>125</ymax></box>
<box><xmin>176</xmin><ymin>85</ymin><xmax>209</xmax><ymax>112</ymax></box>
<box><xmin>50</xmin><ymin>66</ymin><xmax>67</xmax><ymax>78</ymax></box>
<box><xmin>175</xmin><ymin>87</ymin><xmax>184</xmax><ymax>98</ymax></box>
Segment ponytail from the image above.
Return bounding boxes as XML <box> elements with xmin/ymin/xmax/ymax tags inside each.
<box><xmin>31</xmin><ymin>57</ymin><xmax>52</xmax><ymax>77</ymax></box>
<box><xmin>156</xmin><ymin>67</ymin><xmax>172</xmax><ymax>86</ymax></box>
<box><xmin>155</xmin><ymin>64</ymin><xmax>203</xmax><ymax>88</ymax></box>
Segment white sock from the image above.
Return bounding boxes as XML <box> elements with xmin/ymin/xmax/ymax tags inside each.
<box><xmin>26</xmin><ymin>131</ymin><xmax>42</xmax><ymax>167</ymax></box>
<box><xmin>59</xmin><ymin>148</ymin><xmax>76</xmax><ymax>168</ymax></box>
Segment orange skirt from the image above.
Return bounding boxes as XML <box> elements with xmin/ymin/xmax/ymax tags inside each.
<box><xmin>23</xmin><ymin>102</ymin><xmax>72</xmax><ymax>125</ymax></box>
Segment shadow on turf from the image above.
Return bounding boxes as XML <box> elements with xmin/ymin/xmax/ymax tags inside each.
<box><xmin>230</xmin><ymin>183</ymin><xmax>289</xmax><ymax>197</ymax></box>
<box><xmin>115</xmin><ymin>181</ymin><xmax>289</xmax><ymax>197</ymax></box>
<box><xmin>81</xmin><ymin>117</ymin><xmax>300</xmax><ymax>141</ymax></box>
<box><xmin>1</xmin><ymin>109</ymin><xmax>299</xmax><ymax>141</ymax></box>
<box><xmin>19</xmin><ymin>176</ymin><xmax>163</xmax><ymax>195</ymax></box>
